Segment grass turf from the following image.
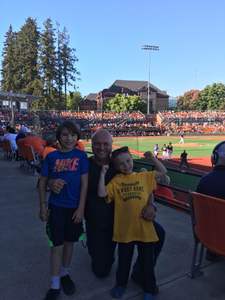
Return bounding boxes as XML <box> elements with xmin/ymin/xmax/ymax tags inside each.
<box><xmin>85</xmin><ymin>135</ymin><xmax>225</xmax><ymax>158</ymax></box>
<box><xmin>109</xmin><ymin>135</ymin><xmax>225</xmax><ymax>158</ymax></box>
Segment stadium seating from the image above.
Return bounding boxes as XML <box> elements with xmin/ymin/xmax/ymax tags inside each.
<box><xmin>18</xmin><ymin>143</ymin><xmax>40</xmax><ymax>174</ymax></box>
<box><xmin>189</xmin><ymin>192</ymin><xmax>225</xmax><ymax>278</ymax></box>
<box><xmin>2</xmin><ymin>140</ymin><xmax>14</xmax><ymax>160</ymax></box>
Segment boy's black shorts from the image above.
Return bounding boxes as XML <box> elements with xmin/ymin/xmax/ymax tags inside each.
<box><xmin>46</xmin><ymin>204</ymin><xmax>84</xmax><ymax>247</ymax></box>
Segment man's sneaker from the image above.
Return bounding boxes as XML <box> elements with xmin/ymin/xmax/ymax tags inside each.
<box><xmin>110</xmin><ymin>286</ymin><xmax>126</xmax><ymax>298</ymax></box>
<box><xmin>61</xmin><ymin>275</ymin><xmax>76</xmax><ymax>295</ymax></box>
<box><xmin>143</xmin><ymin>293</ymin><xmax>155</xmax><ymax>300</ymax></box>
<box><xmin>44</xmin><ymin>289</ymin><xmax>60</xmax><ymax>300</ymax></box>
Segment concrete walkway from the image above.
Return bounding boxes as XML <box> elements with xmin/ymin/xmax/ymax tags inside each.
<box><xmin>0</xmin><ymin>158</ymin><xmax>225</xmax><ymax>300</ymax></box>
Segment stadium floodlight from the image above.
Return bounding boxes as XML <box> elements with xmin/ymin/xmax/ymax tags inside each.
<box><xmin>141</xmin><ymin>44</ymin><xmax>159</xmax><ymax>114</ymax></box>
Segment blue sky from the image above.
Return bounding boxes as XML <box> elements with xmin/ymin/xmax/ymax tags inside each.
<box><xmin>1</xmin><ymin>0</ymin><xmax>225</xmax><ymax>97</ymax></box>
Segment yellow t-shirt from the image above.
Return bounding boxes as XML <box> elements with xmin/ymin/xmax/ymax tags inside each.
<box><xmin>106</xmin><ymin>171</ymin><xmax>159</xmax><ymax>243</ymax></box>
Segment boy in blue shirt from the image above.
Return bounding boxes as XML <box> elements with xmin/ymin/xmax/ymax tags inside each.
<box><xmin>38</xmin><ymin>121</ymin><xmax>89</xmax><ymax>300</ymax></box>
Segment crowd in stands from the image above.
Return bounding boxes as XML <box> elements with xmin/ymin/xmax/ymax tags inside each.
<box><xmin>0</xmin><ymin>109</ymin><xmax>225</xmax><ymax>137</ymax></box>
<box><xmin>0</xmin><ymin>110</ymin><xmax>161</xmax><ymax>137</ymax></box>
<box><xmin>159</xmin><ymin>111</ymin><xmax>225</xmax><ymax>122</ymax></box>
<box><xmin>159</xmin><ymin>111</ymin><xmax>225</xmax><ymax>134</ymax></box>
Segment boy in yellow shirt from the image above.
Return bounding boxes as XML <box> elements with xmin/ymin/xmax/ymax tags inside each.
<box><xmin>98</xmin><ymin>146</ymin><xmax>166</xmax><ymax>300</ymax></box>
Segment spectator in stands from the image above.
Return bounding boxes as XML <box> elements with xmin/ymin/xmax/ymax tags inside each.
<box><xmin>16</xmin><ymin>125</ymin><xmax>31</xmax><ymax>143</ymax></box>
<box><xmin>38</xmin><ymin>121</ymin><xmax>89</xmax><ymax>300</ymax></box>
<box><xmin>76</xmin><ymin>140</ymin><xmax>85</xmax><ymax>151</ymax></box>
<box><xmin>3</xmin><ymin>126</ymin><xmax>18</xmax><ymax>158</ymax></box>
<box><xmin>0</xmin><ymin>127</ymin><xmax>4</xmax><ymax>142</ymax></box>
<box><xmin>179</xmin><ymin>150</ymin><xmax>190</xmax><ymax>170</ymax></box>
<box><xmin>196</xmin><ymin>141</ymin><xmax>225</xmax><ymax>261</ymax></box>
<box><xmin>49</xmin><ymin>129</ymin><xmax>166</xmax><ymax>290</ymax></box>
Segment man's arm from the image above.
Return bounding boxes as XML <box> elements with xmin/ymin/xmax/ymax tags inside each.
<box><xmin>98</xmin><ymin>165</ymin><xmax>109</xmax><ymax>197</ymax></box>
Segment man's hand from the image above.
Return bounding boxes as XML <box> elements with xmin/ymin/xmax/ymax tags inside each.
<box><xmin>72</xmin><ymin>207</ymin><xmax>84</xmax><ymax>223</ymax></box>
<box><xmin>48</xmin><ymin>178</ymin><xmax>66</xmax><ymax>194</ymax></box>
<box><xmin>141</xmin><ymin>204</ymin><xmax>156</xmax><ymax>221</ymax></box>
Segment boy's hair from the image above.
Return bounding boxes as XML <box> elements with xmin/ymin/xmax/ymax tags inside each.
<box><xmin>111</xmin><ymin>146</ymin><xmax>130</xmax><ymax>160</ymax></box>
<box><xmin>56</xmin><ymin>121</ymin><xmax>80</xmax><ymax>142</ymax></box>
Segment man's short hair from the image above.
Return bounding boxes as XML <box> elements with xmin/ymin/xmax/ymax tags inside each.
<box><xmin>92</xmin><ymin>128</ymin><xmax>112</xmax><ymax>143</ymax></box>
<box><xmin>211</xmin><ymin>141</ymin><xmax>225</xmax><ymax>165</ymax></box>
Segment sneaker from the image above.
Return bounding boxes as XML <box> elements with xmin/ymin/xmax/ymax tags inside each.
<box><xmin>143</xmin><ymin>293</ymin><xmax>155</xmax><ymax>300</ymax></box>
<box><xmin>110</xmin><ymin>286</ymin><xmax>126</xmax><ymax>298</ymax></box>
<box><xmin>44</xmin><ymin>289</ymin><xmax>60</xmax><ymax>300</ymax></box>
<box><xmin>61</xmin><ymin>275</ymin><xmax>76</xmax><ymax>295</ymax></box>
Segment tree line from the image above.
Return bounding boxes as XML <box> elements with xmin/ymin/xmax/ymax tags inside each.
<box><xmin>1</xmin><ymin>17</ymin><xmax>82</xmax><ymax>110</ymax></box>
<box><xmin>177</xmin><ymin>83</ymin><xmax>225</xmax><ymax>111</ymax></box>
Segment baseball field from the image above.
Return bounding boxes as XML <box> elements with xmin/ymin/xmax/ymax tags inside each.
<box><xmin>84</xmin><ymin>135</ymin><xmax>225</xmax><ymax>167</ymax></box>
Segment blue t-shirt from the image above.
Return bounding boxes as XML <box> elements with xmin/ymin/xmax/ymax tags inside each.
<box><xmin>41</xmin><ymin>149</ymin><xmax>89</xmax><ymax>208</ymax></box>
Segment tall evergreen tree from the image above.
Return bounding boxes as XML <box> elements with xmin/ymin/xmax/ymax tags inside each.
<box><xmin>55</xmin><ymin>23</ymin><xmax>64</xmax><ymax>109</ymax></box>
<box><xmin>1</xmin><ymin>19</ymin><xmax>80</xmax><ymax>110</ymax></box>
<box><xmin>1</xmin><ymin>25</ymin><xmax>17</xmax><ymax>92</ymax></box>
<box><xmin>60</xmin><ymin>27</ymin><xmax>79</xmax><ymax>104</ymax></box>
<box><xmin>16</xmin><ymin>17</ymin><xmax>41</xmax><ymax>95</ymax></box>
<box><xmin>39</xmin><ymin>18</ymin><xmax>57</xmax><ymax>108</ymax></box>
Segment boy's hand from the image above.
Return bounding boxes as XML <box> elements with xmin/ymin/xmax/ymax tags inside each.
<box><xmin>48</xmin><ymin>178</ymin><xmax>66</xmax><ymax>194</ymax></box>
<box><xmin>144</xmin><ymin>151</ymin><xmax>154</xmax><ymax>160</ymax></box>
<box><xmin>101</xmin><ymin>165</ymin><xmax>109</xmax><ymax>175</ymax></box>
<box><xmin>72</xmin><ymin>207</ymin><xmax>84</xmax><ymax>223</ymax></box>
<box><xmin>39</xmin><ymin>205</ymin><xmax>48</xmax><ymax>222</ymax></box>
<box><xmin>140</xmin><ymin>204</ymin><xmax>156</xmax><ymax>221</ymax></box>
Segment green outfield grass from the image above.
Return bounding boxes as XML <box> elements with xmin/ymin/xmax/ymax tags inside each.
<box><xmin>85</xmin><ymin>135</ymin><xmax>225</xmax><ymax>158</ymax></box>
<box><xmin>111</xmin><ymin>135</ymin><xmax>225</xmax><ymax>158</ymax></box>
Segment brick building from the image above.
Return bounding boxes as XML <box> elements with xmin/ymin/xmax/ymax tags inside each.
<box><xmin>79</xmin><ymin>93</ymin><xmax>97</xmax><ymax>111</ymax></box>
<box><xmin>79</xmin><ymin>80</ymin><xmax>169</xmax><ymax>112</ymax></box>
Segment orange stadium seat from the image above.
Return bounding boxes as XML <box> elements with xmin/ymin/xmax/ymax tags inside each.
<box><xmin>2</xmin><ymin>140</ymin><xmax>14</xmax><ymax>160</ymax></box>
<box><xmin>189</xmin><ymin>192</ymin><xmax>225</xmax><ymax>278</ymax></box>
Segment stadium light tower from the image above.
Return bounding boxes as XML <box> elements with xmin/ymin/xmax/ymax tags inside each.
<box><xmin>141</xmin><ymin>45</ymin><xmax>159</xmax><ymax>114</ymax></box>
